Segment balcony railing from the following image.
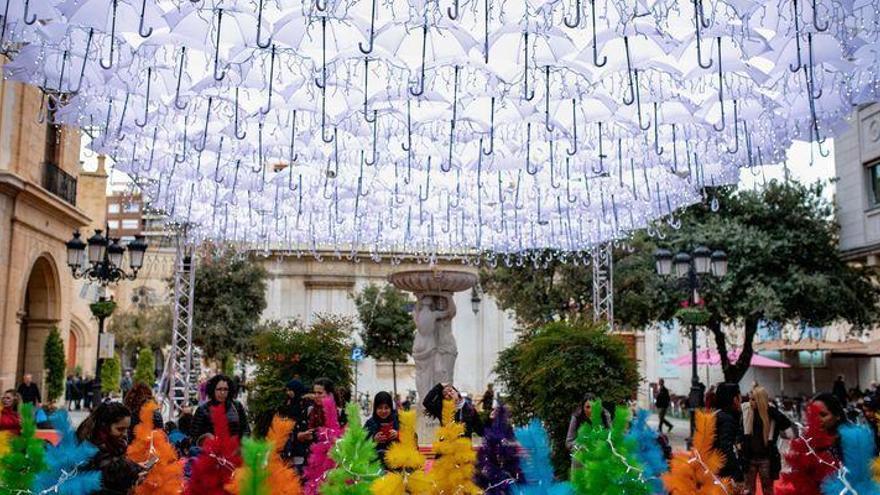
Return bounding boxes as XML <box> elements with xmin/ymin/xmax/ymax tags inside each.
<box><xmin>42</xmin><ymin>162</ymin><xmax>77</xmax><ymax>206</ymax></box>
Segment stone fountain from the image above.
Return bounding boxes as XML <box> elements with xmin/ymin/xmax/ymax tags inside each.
<box><xmin>388</xmin><ymin>269</ymin><xmax>478</xmax><ymax>407</ymax></box>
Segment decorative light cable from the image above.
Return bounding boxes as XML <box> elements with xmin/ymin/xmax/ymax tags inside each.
<box><xmin>792</xmin><ymin>420</ymin><xmax>858</xmax><ymax>495</ymax></box>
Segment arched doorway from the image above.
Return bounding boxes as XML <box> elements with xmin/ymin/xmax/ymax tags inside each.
<box><xmin>17</xmin><ymin>255</ymin><xmax>61</xmax><ymax>386</ymax></box>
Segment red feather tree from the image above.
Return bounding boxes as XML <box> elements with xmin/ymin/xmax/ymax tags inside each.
<box><xmin>775</xmin><ymin>402</ymin><xmax>840</xmax><ymax>495</ymax></box>
<box><xmin>186</xmin><ymin>405</ymin><xmax>243</xmax><ymax>495</ymax></box>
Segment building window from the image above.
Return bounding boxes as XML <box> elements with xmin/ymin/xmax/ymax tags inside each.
<box><xmin>124</xmin><ymin>202</ymin><xmax>140</xmax><ymax>213</ymax></box>
<box><xmin>869</xmin><ymin>160</ymin><xmax>880</xmax><ymax>206</ymax></box>
<box><xmin>108</xmin><ymin>220</ymin><xmax>120</xmax><ymax>230</ymax></box>
<box><xmin>121</xmin><ymin>219</ymin><xmax>139</xmax><ymax>230</ymax></box>
<box><xmin>108</xmin><ymin>204</ymin><xmax>121</xmax><ymax>214</ymax></box>
<box><xmin>797</xmin><ymin>350</ymin><xmax>827</xmax><ymax>368</ymax></box>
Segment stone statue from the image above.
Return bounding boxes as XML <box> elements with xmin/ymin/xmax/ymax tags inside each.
<box><xmin>411</xmin><ymin>293</ymin><xmax>457</xmax><ymax>401</ymax></box>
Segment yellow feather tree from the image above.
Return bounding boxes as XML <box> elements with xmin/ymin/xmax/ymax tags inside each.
<box><xmin>661</xmin><ymin>410</ymin><xmax>732</xmax><ymax>495</ymax></box>
<box><xmin>126</xmin><ymin>401</ymin><xmax>184</xmax><ymax>495</ymax></box>
<box><xmin>371</xmin><ymin>409</ymin><xmax>432</xmax><ymax>495</ymax></box>
<box><xmin>427</xmin><ymin>400</ymin><xmax>481</xmax><ymax>495</ymax></box>
<box><xmin>227</xmin><ymin>415</ymin><xmax>303</xmax><ymax>495</ymax></box>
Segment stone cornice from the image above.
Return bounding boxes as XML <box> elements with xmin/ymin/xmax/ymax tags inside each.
<box><xmin>0</xmin><ymin>171</ymin><xmax>91</xmax><ymax>228</ymax></box>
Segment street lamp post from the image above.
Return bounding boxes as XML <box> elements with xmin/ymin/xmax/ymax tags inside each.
<box><xmin>654</xmin><ymin>246</ymin><xmax>728</xmax><ymax>436</ymax></box>
<box><xmin>66</xmin><ymin>228</ymin><xmax>148</xmax><ymax>399</ymax></box>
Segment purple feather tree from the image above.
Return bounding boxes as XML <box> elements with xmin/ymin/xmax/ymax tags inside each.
<box><xmin>476</xmin><ymin>405</ymin><xmax>523</xmax><ymax>494</ymax></box>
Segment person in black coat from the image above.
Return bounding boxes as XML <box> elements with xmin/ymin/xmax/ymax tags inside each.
<box><xmin>76</xmin><ymin>402</ymin><xmax>146</xmax><ymax>495</ymax></box>
<box><xmin>364</xmin><ymin>391</ymin><xmax>400</xmax><ymax>466</ymax></box>
<box><xmin>655</xmin><ymin>379</ymin><xmax>673</xmax><ymax>433</ymax></box>
<box><xmin>422</xmin><ymin>383</ymin><xmax>483</xmax><ymax>437</ymax></box>
<box><xmin>190</xmin><ymin>374</ymin><xmax>251</xmax><ymax>440</ymax></box>
<box><xmin>17</xmin><ymin>374</ymin><xmax>41</xmax><ymax>406</ymax></box>
<box><xmin>713</xmin><ymin>382</ymin><xmax>744</xmax><ymax>484</ymax></box>
<box><xmin>833</xmin><ymin>375</ymin><xmax>849</xmax><ymax>407</ymax></box>
<box><xmin>279</xmin><ymin>379</ymin><xmax>311</xmax><ymax>475</ymax></box>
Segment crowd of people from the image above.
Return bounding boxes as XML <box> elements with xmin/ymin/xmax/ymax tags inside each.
<box><xmin>5</xmin><ymin>367</ymin><xmax>880</xmax><ymax>495</ymax></box>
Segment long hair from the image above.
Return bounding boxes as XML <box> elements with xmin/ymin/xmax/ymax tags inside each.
<box><xmin>750</xmin><ymin>385</ymin><xmax>772</xmax><ymax>444</ymax></box>
<box><xmin>76</xmin><ymin>402</ymin><xmax>132</xmax><ymax>445</ymax></box>
<box><xmin>573</xmin><ymin>393</ymin><xmax>597</xmax><ymax>424</ymax></box>
<box><xmin>372</xmin><ymin>391</ymin><xmax>395</xmax><ymax>421</ymax></box>
<box><xmin>205</xmin><ymin>374</ymin><xmax>237</xmax><ymax>404</ymax></box>
<box><xmin>812</xmin><ymin>392</ymin><xmax>847</xmax><ymax>431</ymax></box>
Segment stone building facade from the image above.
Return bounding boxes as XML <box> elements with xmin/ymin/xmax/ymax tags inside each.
<box><xmin>0</xmin><ymin>57</ymin><xmax>105</xmax><ymax>395</ymax></box>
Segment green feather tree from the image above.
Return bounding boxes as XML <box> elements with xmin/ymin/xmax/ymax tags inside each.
<box><xmin>0</xmin><ymin>403</ymin><xmax>47</xmax><ymax>493</ymax></box>
<box><xmin>238</xmin><ymin>437</ymin><xmax>272</xmax><ymax>495</ymax></box>
<box><xmin>320</xmin><ymin>403</ymin><xmax>383</xmax><ymax>495</ymax></box>
<box><xmin>43</xmin><ymin>326</ymin><xmax>66</xmax><ymax>404</ymax></box>
<box><xmin>133</xmin><ymin>347</ymin><xmax>156</xmax><ymax>386</ymax></box>
<box><xmin>571</xmin><ymin>401</ymin><xmax>649</xmax><ymax>495</ymax></box>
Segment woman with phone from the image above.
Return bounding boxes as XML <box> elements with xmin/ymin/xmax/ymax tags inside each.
<box><xmin>364</xmin><ymin>391</ymin><xmax>399</xmax><ymax>466</ymax></box>
<box><xmin>76</xmin><ymin>402</ymin><xmax>147</xmax><ymax>494</ymax></box>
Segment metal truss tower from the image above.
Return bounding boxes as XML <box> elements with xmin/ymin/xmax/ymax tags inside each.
<box><xmin>591</xmin><ymin>241</ymin><xmax>614</xmax><ymax>331</ymax></box>
<box><xmin>164</xmin><ymin>229</ymin><xmax>196</xmax><ymax>414</ymax></box>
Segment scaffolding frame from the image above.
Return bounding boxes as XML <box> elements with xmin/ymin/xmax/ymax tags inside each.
<box><xmin>591</xmin><ymin>241</ymin><xmax>614</xmax><ymax>331</ymax></box>
<box><xmin>164</xmin><ymin>229</ymin><xmax>196</xmax><ymax>414</ymax></box>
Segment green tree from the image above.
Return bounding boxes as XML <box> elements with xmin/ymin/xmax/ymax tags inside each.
<box><xmin>483</xmin><ymin>181</ymin><xmax>880</xmax><ymax>383</ymax></box>
<box><xmin>101</xmin><ymin>356</ymin><xmax>122</xmax><ymax>394</ymax></box>
<box><xmin>353</xmin><ymin>284</ymin><xmax>416</xmax><ymax>397</ymax></box>
<box><xmin>133</xmin><ymin>347</ymin><xmax>155</xmax><ymax>386</ymax></box>
<box><xmin>43</xmin><ymin>326</ymin><xmax>66</xmax><ymax>403</ymax></box>
<box><xmin>248</xmin><ymin>314</ymin><xmax>355</xmax><ymax>435</ymax></box>
<box><xmin>494</xmin><ymin>320</ymin><xmax>639</xmax><ymax>476</ymax></box>
<box><xmin>107</xmin><ymin>304</ymin><xmax>173</xmax><ymax>358</ymax></box>
<box><xmin>192</xmin><ymin>249</ymin><xmax>268</xmax><ymax>364</ymax></box>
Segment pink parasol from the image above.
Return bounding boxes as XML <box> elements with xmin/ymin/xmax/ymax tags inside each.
<box><xmin>670</xmin><ymin>349</ymin><xmax>790</xmax><ymax>369</ymax></box>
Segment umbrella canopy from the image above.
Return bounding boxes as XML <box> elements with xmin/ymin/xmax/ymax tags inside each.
<box><xmin>671</xmin><ymin>349</ymin><xmax>790</xmax><ymax>369</ymax></box>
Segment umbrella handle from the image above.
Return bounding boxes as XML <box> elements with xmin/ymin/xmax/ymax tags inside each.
<box><xmin>174</xmin><ymin>48</ymin><xmax>188</xmax><ymax>110</ymax></box>
<box><xmin>193</xmin><ymin>97</ymin><xmax>212</xmax><ymax>153</ymax></box>
<box><xmin>116</xmin><ymin>92</ymin><xmax>130</xmax><ymax>141</ymax></box>
<box><xmin>366</xmin><ymin>113</ymin><xmax>379</xmax><ymax>166</ymax></box>
<box><xmin>447</xmin><ymin>0</ymin><xmax>459</xmax><ymax>20</ymax></box>
<box><xmin>589</xmin><ymin>0</ymin><xmax>607</xmax><ymax>67</ymax></box>
<box><xmin>99</xmin><ymin>0</ymin><xmax>119</xmax><ymax>70</ymax></box>
<box><xmin>135</xmin><ymin>67</ymin><xmax>152</xmax><ymax>128</ymax></box>
<box><xmin>622</xmin><ymin>37</ymin><xmax>635</xmax><ymax>105</ymax></box>
<box><xmin>789</xmin><ymin>0</ymin><xmax>803</xmax><ymax>72</ymax></box>
<box><xmin>213</xmin><ymin>136</ymin><xmax>225</xmax><ymax>183</ymax></box>
<box><xmin>23</xmin><ymin>0</ymin><xmax>37</xmax><ymax>25</ymax></box>
<box><xmin>419</xmin><ymin>157</ymin><xmax>431</xmax><ymax>201</ymax></box>
<box><xmin>213</xmin><ymin>10</ymin><xmax>227</xmax><ymax>81</ymax></box>
<box><xmin>726</xmin><ymin>100</ymin><xmax>739</xmax><ymax>154</ymax></box>
<box><xmin>712</xmin><ymin>38</ymin><xmax>726</xmax><ymax>132</ymax></box>
<box><xmin>525</xmin><ymin>123</ymin><xmax>538</xmax><ymax>175</ymax></box>
<box><xmin>259</xmin><ymin>45</ymin><xmax>277</xmax><ymax>115</ymax></box>
<box><xmin>565</xmin><ymin>157</ymin><xmax>577</xmax><ymax>203</ymax></box>
<box><xmin>288</xmin><ymin>110</ymin><xmax>299</xmax><ymax>166</ymax></box>
<box><xmin>359</xmin><ymin>0</ymin><xmax>377</xmax><ymax>53</ymax></box>
<box><xmin>811</xmin><ymin>0</ymin><xmax>828</xmax><ymax>31</ymax></box>
<box><xmin>566</xmin><ymin>99</ymin><xmax>577</xmax><ymax>156</ymax></box>
<box><xmin>256</xmin><ymin>0</ymin><xmax>272</xmax><ymax>48</ymax></box>
<box><xmin>482</xmin><ymin>97</ymin><xmax>495</xmax><ymax>156</ymax></box>
<box><xmin>138</xmin><ymin>0</ymin><xmax>153</xmax><ymax>38</ymax></box>
<box><xmin>234</xmin><ymin>88</ymin><xmax>247</xmax><ymax>140</ymax></box>
<box><xmin>594</xmin><ymin>122</ymin><xmax>606</xmax><ymax>174</ymax></box>
<box><xmin>564</xmin><ymin>0</ymin><xmax>581</xmax><ymax>28</ymax></box>
<box><xmin>549</xmin><ymin>140</ymin><xmax>560</xmax><ymax>189</ymax></box>
<box><xmin>523</xmin><ymin>32</ymin><xmax>535</xmax><ymax>101</ymax></box>
<box><xmin>654</xmin><ymin>102</ymin><xmax>664</xmax><ymax>156</ymax></box>
<box><xmin>70</xmin><ymin>29</ymin><xmax>94</xmax><ymax>93</ymax></box>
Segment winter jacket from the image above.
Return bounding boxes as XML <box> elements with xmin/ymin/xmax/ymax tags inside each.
<box><xmin>191</xmin><ymin>399</ymin><xmax>250</xmax><ymax>440</ymax></box>
<box><xmin>85</xmin><ymin>439</ymin><xmax>143</xmax><ymax>495</ymax></box>
<box><xmin>714</xmin><ymin>410</ymin><xmax>744</xmax><ymax>482</ymax></box>
<box><xmin>423</xmin><ymin>383</ymin><xmax>483</xmax><ymax>437</ymax></box>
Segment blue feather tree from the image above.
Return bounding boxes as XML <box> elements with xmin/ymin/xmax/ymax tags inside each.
<box><xmin>821</xmin><ymin>423</ymin><xmax>880</xmax><ymax>495</ymax></box>
<box><xmin>625</xmin><ymin>410</ymin><xmax>668</xmax><ymax>494</ymax></box>
<box><xmin>33</xmin><ymin>410</ymin><xmax>102</xmax><ymax>494</ymax></box>
<box><xmin>512</xmin><ymin>419</ymin><xmax>573</xmax><ymax>495</ymax></box>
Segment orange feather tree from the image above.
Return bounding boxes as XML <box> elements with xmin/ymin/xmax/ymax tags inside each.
<box><xmin>126</xmin><ymin>401</ymin><xmax>184</xmax><ymax>495</ymax></box>
<box><xmin>227</xmin><ymin>415</ymin><xmax>303</xmax><ymax>495</ymax></box>
<box><xmin>661</xmin><ymin>410</ymin><xmax>733</xmax><ymax>495</ymax></box>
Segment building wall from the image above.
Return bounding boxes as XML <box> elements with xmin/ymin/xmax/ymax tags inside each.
<box><xmin>0</xmin><ymin>58</ymin><xmax>98</xmax><ymax>396</ymax></box>
<box><xmin>835</xmin><ymin>103</ymin><xmax>880</xmax><ymax>260</ymax></box>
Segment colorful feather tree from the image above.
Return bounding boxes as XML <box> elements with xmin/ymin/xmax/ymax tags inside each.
<box><xmin>371</xmin><ymin>409</ymin><xmax>432</xmax><ymax>495</ymax></box>
<box><xmin>303</xmin><ymin>395</ymin><xmax>343</xmax><ymax>495</ymax></box>
<box><xmin>265</xmin><ymin>416</ymin><xmax>303</xmax><ymax>495</ymax></box>
<box><xmin>0</xmin><ymin>403</ymin><xmax>46</xmax><ymax>494</ymax></box>
<box><xmin>186</xmin><ymin>404</ymin><xmax>243</xmax><ymax>495</ymax></box>
<box><xmin>661</xmin><ymin>410</ymin><xmax>732</xmax><ymax>495</ymax></box>
<box><xmin>228</xmin><ymin>438</ymin><xmax>272</xmax><ymax>495</ymax></box>
<box><xmin>33</xmin><ymin>410</ymin><xmax>102</xmax><ymax>495</ymax></box>
<box><xmin>776</xmin><ymin>403</ymin><xmax>840</xmax><ymax>495</ymax></box>
<box><xmin>511</xmin><ymin>419</ymin><xmax>573</xmax><ymax>495</ymax></box>
<box><xmin>571</xmin><ymin>402</ymin><xmax>648</xmax><ymax>495</ymax></box>
<box><xmin>428</xmin><ymin>399</ymin><xmax>481</xmax><ymax>495</ymax></box>
<box><xmin>476</xmin><ymin>405</ymin><xmax>522</xmax><ymax>494</ymax></box>
<box><xmin>321</xmin><ymin>402</ymin><xmax>383</xmax><ymax>495</ymax></box>
<box><xmin>625</xmin><ymin>410</ymin><xmax>668</xmax><ymax>495</ymax></box>
<box><xmin>821</xmin><ymin>423</ymin><xmax>880</xmax><ymax>495</ymax></box>
<box><xmin>0</xmin><ymin>433</ymin><xmax>7</xmax><ymax>459</ymax></box>
<box><xmin>127</xmin><ymin>401</ymin><xmax>184</xmax><ymax>495</ymax></box>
